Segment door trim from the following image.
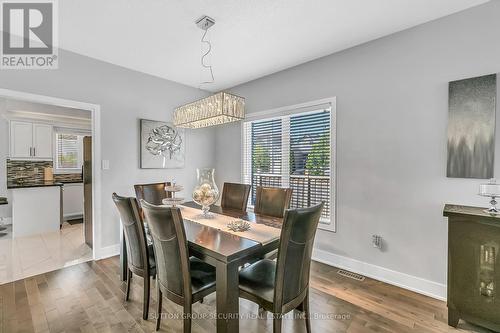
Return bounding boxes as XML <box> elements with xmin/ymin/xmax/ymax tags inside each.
<box><xmin>0</xmin><ymin>88</ymin><xmax>102</xmax><ymax>260</ymax></box>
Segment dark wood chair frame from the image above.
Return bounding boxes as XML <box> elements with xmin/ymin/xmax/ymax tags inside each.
<box><xmin>221</xmin><ymin>182</ymin><xmax>252</xmax><ymax>212</ymax></box>
<box><xmin>112</xmin><ymin>193</ymin><xmax>155</xmax><ymax>320</ymax></box>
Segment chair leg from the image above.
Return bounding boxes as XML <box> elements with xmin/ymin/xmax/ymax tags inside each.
<box><xmin>184</xmin><ymin>303</ymin><xmax>192</xmax><ymax>333</ymax></box>
<box><xmin>125</xmin><ymin>269</ymin><xmax>132</xmax><ymax>301</ymax></box>
<box><xmin>273</xmin><ymin>314</ymin><xmax>282</xmax><ymax>333</ymax></box>
<box><xmin>303</xmin><ymin>291</ymin><xmax>311</xmax><ymax>333</ymax></box>
<box><xmin>156</xmin><ymin>288</ymin><xmax>162</xmax><ymax>331</ymax></box>
<box><xmin>199</xmin><ymin>298</ymin><xmax>204</xmax><ymax>304</ymax></box>
<box><xmin>143</xmin><ymin>275</ymin><xmax>150</xmax><ymax>320</ymax></box>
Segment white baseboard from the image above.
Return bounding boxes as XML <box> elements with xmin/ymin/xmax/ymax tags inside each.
<box><xmin>312</xmin><ymin>248</ymin><xmax>446</xmax><ymax>301</ymax></box>
<box><xmin>96</xmin><ymin>244</ymin><xmax>120</xmax><ymax>260</ymax></box>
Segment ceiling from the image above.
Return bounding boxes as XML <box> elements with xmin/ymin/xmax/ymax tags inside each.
<box><xmin>2</xmin><ymin>99</ymin><xmax>91</xmax><ymax>119</ymax></box>
<box><xmin>58</xmin><ymin>0</ymin><xmax>489</xmax><ymax>91</ymax></box>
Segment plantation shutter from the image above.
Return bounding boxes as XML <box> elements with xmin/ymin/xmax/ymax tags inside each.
<box><xmin>56</xmin><ymin>133</ymin><xmax>79</xmax><ymax>169</ymax></box>
<box><xmin>242</xmin><ymin>107</ymin><xmax>333</xmax><ymax>225</ymax></box>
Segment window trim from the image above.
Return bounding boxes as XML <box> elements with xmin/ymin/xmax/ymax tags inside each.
<box><xmin>241</xmin><ymin>97</ymin><xmax>337</xmax><ymax>232</ymax></box>
<box><xmin>53</xmin><ymin>133</ymin><xmax>83</xmax><ymax>174</ymax></box>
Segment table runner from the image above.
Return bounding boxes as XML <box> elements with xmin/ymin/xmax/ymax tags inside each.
<box><xmin>178</xmin><ymin>204</ymin><xmax>281</xmax><ymax>245</ymax></box>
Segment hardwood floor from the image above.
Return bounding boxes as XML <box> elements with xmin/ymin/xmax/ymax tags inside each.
<box><xmin>0</xmin><ymin>256</ymin><xmax>491</xmax><ymax>333</ymax></box>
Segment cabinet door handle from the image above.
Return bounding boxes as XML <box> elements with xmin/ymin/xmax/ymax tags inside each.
<box><xmin>29</xmin><ymin>147</ymin><xmax>32</xmax><ymax>156</ymax></box>
<box><xmin>33</xmin><ymin>147</ymin><xmax>35</xmax><ymax>156</ymax></box>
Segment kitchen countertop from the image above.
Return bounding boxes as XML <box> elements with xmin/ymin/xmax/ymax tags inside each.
<box><xmin>57</xmin><ymin>180</ymin><xmax>83</xmax><ymax>184</ymax></box>
<box><xmin>7</xmin><ymin>181</ymin><xmax>64</xmax><ymax>189</ymax></box>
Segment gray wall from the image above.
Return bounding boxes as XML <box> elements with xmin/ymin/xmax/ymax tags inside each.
<box><xmin>0</xmin><ymin>50</ymin><xmax>213</xmax><ymax>248</ymax></box>
<box><xmin>215</xmin><ymin>1</ymin><xmax>500</xmax><ymax>286</ymax></box>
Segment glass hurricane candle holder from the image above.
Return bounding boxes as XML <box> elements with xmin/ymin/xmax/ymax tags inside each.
<box><xmin>192</xmin><ymin>168</ymin><xmax>219</xmax><ymax>217</ymax></box>
<box><xmin>479</xmin><ymin>179</ymin><xmax>500</xmax><ymax>214</ymax></box>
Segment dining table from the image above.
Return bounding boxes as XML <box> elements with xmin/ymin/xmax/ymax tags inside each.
<box><xmin>119</xmin><ymin>201</ymin><xmax>283</xmax><ymax>333</ymax></box>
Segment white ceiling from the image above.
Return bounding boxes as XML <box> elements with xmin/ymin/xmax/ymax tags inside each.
<box><xmin>2</xmin><ymin>99</ymin><xmax>91</xmax><ymax>119</ymax></box>
<box><xmin>59</xmin><ymin>0</ymin><xmax>489</xmax><ymax>91</ymax></box>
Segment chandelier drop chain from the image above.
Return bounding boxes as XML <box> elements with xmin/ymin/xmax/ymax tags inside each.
<box><xmin>200</xmin><ymin>27</ymin><xmax>215</xmax><ymax>87</ymax></box>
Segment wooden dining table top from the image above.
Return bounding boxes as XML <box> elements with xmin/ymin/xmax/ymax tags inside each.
<box><xmin>180</xmin><ymin>201</ymin><xmax>283</xmax><ymax>263</ymax></box>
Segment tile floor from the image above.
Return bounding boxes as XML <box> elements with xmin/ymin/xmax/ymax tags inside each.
<box><xmin>0</xmin><ymin>222</ymin><xmax>92</xmax><ymax>284</ymax></box>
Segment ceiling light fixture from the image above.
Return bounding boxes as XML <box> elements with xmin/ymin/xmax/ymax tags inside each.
<box><xmin>173</xmin><ymin>16</ymin><xmax>245</xmax><ymax>129</ymax></box>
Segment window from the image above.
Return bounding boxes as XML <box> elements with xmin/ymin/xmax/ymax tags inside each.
<box><xmin>242</xmin><ymin>100</ymin><xmax>336</xmax><ymax>231</ymax></box>
<box><xmin>55</xmin><ymin>133</ymin><xmax>82</xmax><ymax>172</ymax></box>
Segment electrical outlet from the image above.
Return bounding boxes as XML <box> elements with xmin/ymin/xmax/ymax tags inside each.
<box><xmin>372</xmin><ymin>235</ymin><xmax>382</xmax><ymax>249</ymax></box>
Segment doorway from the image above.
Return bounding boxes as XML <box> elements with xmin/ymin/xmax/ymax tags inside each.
<box><xmin>0</xmin><ymin>89</ymin><xmax>101</xmax><ymax>284</ymax></box>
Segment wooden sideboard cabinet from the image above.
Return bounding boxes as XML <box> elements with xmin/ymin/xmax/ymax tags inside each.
<box><xmin>443</xmin><ymin>204</ymin><xmax>500</xmax><ymax>331</ymax></box>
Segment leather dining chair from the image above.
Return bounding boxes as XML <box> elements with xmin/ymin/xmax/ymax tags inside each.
<box><xmin>112</xmin><ymin>193</ymin><xmax>156</xmax><ymax>320</ymax></box>
<box><xmin>134</xmin><ymin>182</ymin><xmax>171</xmax><ymax>208</ymax></box>
<box><xmin>238</xmin><ymin>202</ymin><xmax>324</xmax><ymax>333</ymax></box>
<box><xmin>221</xmin><ymin>182</ymin><xmax>251</xmax><ymax>212</ymax></box>
<box><xmin>134</xmin><ymin>182</ymin><xmax>171</xmax><ymax>244</ymax></box>
<box><xmin>140</xmin><ymin>200</ymin><xmax>217</xmax><ymax>333</ymax></box>
<box><xmin>254</xmin><ymin>186</ymin><xmax>293</xmax><ymax>218</ymax></box>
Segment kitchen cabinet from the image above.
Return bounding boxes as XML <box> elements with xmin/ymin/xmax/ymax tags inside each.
<box><xmin>10</xmin><ymin>121</ymin><xmax>32</xmax><ymax>158</ymax></box>
<box><xmin>10</xmin><ymin>121</ymin><xmax>53</xmax><ymax>159</ymax></box>
<box><xmin>9</xmin><ymin>183</ymin><xmax>62</xmax><ymax>237</ymax></box>
<box><xmin>62</xmin><ymin>183</ymin><xmax>84</xmax><ymax>220</ymax></box>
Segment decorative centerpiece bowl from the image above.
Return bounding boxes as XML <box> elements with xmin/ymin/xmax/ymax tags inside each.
<box><xmin>479</xmin><ymin>179</ymin><xmax>500</xmax><ymax>214</ymax></box>
<box><xmin>227</xmin><ymin>219</ymin><xmax>251</xmax><ymax>232</ymax></box>
<box><xmin>192</xmin><ymin>168</ymin><xmax>219</xmax><ymax>217</ymax></box>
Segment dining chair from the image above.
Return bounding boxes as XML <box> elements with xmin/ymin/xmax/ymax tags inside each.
<box><xmin>254</xmin><ymin>186</ymin><xmax>293</xmax><ymax>218</ymax></box>
<box><xmin>238</xmin><ymin>202</ymin><xmax>324</xmax><ymax>333</ymax></box>
<box><xmin>134</xmin><ymin>182</ymin><xmax>172</xmax><ymax>209</ymax></box>
<box><xmin>112</xmin><ymin>193</ymin><xmax>156</xmax><ymax>320</ymax></box>
<box><xmin>140</xmin><ymin>200</ymin><xmax>217</xmax><ymax>332</ymax></box>
<box><xmin>221</xmin><ymin>182</ymin><xmax>251</xmax><ymax>212</ymax></box>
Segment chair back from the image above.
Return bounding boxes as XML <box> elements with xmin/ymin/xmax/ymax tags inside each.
<box><xmin>274</xmin><ymin>203</ymin><xmax>324</xmax><ymax>310</ymax></box>
<box><xmin>112</xmin><ymin>193</ymin><xmax>149</xmax><ymax>272</ymax></box>
<box><xmin>254</xmin><ymin>186</ymin><xmax>292</xmax><ymax>218</ymax></box>
<box><xmin>221</xmin><ymin>182</ymin><xmax>251</xmax><ymax>212</ymax></box>
<box><xmin>134</xmin><ymin>182</ymin><xmax>171</xmax><ymax>206</ymax></box>
<box><xmin>140</xmin><ymin>200</ymin><xmax>191</xmax><ymax>303</ymax></box>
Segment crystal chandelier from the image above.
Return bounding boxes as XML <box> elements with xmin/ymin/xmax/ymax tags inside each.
<box><xmin>173</xmin><ymin>16</ymin><xmax>245</xmax><ymax>129</ymax></box>
<box><xmin>173</xmin><ymin>91</ymin><xmax>245</xmax><ymax>129</ymax></box>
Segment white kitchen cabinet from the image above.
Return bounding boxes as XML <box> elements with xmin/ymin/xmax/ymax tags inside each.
<box><xmin>62</xmin><ymin>183</ymin><xmax>84</xmax><ymax>220</ymax></box>
<box><xmin>10</xmin><ymin>121</ymin><xmax>33</xmax><ymax>158</ymax></box>
<box><xmin>9</xmin><ymin>121</ymin><xmax>53</xmax><ymax>159</ymax></box>
<box><xmin>33</xmin><ymin>124</ymin><xmax>53</xmax><ymax>158</ymax></box>
<box><xmin>11</xmin><ymin>185</ymin><xmax>61</xmax><ymax>237</ymax></box>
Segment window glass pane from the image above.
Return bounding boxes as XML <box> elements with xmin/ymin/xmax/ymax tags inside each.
<box><xmin>251</xmin><ymin>118</ymin><xmax>282</xmax><ymax>203</ymax></box>
<box><xmin>57</xmin><ymin>134</ymin><xmax>79</xmax><ymax>169</ymax></box>
<box><xmin>289</xmin><ymin>111</ymin><xmax>330</xmax><ymax>218</ymax></box>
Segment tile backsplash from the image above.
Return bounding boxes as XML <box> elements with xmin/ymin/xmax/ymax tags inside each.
<box><xmin>6</xmin><ymin>159</ymin><xmax>82</xmax><ymax>183</ymax></box>
<box><xmin>54</xmin><ymin>173</ymin><xmax>83</xmax><ymax>182</ymax></box>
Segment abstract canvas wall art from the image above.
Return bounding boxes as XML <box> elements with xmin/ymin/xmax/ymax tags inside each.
<box><xmin>140</xmin><ymin>119</ymin><xmax>185</xmax><ymax>169</ymax></box>
<box><xmin>447</xmin><ymin>74</ymin><xmax>497</xmax><ymax>179</ymax></box>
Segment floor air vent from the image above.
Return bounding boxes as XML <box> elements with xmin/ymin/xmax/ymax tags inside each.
<box><xmin>337</xmin><ymin>269</ymin><xmax>365</xmax><ymax>281</ymax></box>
